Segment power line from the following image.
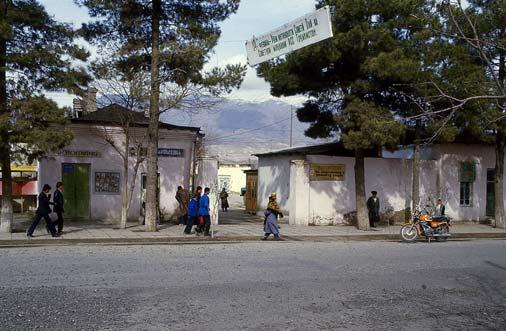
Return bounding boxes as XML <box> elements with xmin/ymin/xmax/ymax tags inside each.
<box><xmin>205</xmin><ymin>117</ymin><xmax>291</xmax><ymax>142</ymax></box>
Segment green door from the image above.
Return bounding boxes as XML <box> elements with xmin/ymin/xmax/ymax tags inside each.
<box><xmin>62</xmin><ymin>163</ymin><xmax>90</xmax><ymax>219</ymax></box>
<box><xmin>486</xmin><ymin>169</ymin><xmax>495</xmax><ymax>216</ymax></box>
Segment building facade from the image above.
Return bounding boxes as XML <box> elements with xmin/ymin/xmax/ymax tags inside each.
<box><xmin>218</xmin><ymin>163</ymin><xmax>252</xmax><ymax>194</ymax></box>
<box><xmin>255</xmin><ymin>142</ymin><xmax>502</xmax><ymax>225</ymax></box>
<box><xmin>38</xmin><ymin>103</ymin><xmax>202</xmax><ymax>223</ymax></box>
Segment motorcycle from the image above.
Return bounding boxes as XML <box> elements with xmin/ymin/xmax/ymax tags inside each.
<box><xmin>400</xmin><ymin>207</ymin><xmax>451</xmax><ymax>242</ymax></box>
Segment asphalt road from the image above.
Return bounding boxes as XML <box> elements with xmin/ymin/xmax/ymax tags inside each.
<box><xmin>0</xmin><ymin>240</ymin><xmax>505</xmax><ymax>330</ymax></box>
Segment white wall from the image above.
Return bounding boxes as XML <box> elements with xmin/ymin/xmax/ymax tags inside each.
<box><xmin>304</xmin><ymin>155</ymin><xmax>437</xmax><ymax>225</ymax></box>
<box><xmin>435</xmin><ymin>144</ymin><xmax>499</xmax><ymax>222</ymax></box>
<box><xmin>257</xmin><ymin>154</ymin><xmax>297</xmax><ymax>213</ymax></box>
<box><xmin>195</xmin><ymin>157</ymin><xmax>219</xmax><ymax>225</ymax></box>
<box><xmin>218</xmin><ymin>164</ymin><xmax>251</xmax><ymax>193</ymax></box>
<box><xmin>38</xmin><ymin>124</ymin><xmax>196</xmax><ymax>222</ymax></box>
<box><xmin>258</xmin><ymin>144</ymin><xmax>506</xmax><ymax>225</ymax></box>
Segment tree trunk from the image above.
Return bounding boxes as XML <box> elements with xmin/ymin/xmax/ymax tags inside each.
<box><xmin>145</xmin><ymin>0</ymin><xmax>161</xmax><ymax>232</ymax></box>
<box><xmin>0</xmin><ymin>1</ymin><xmax>12</xmax><ymax>234</ymax></box>
<box><xmin>355</xmin><ymin>149</ymin><xmax>369</xmax><ymax>230</ymax></box>
<box><xmin>412</xmin><ymin>122</ymin><xmax>421</xmax><ymax>213</ymax></box>
<box><xmin>495</xmin><ymin>130</ymin><xmax>505</xmax><ymax>228</ymax></box>
<box><xmin>119</xmin><ymin>127</ymin><xmax>130</xmax><ymax>229</ymax></box>
<box><xmin>0</xmin><ymin>143</ymin><xmax>12</xmax><ymax>233</ymax></box>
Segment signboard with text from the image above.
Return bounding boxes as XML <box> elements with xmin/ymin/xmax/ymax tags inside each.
<box><xmin>310</xmin><ymin>164</ymin><xmax>345</xmax><ymax>181</ymax></box>
<box><xmin>245</xmin><ymin>6</ymin><xmax>333</xmax><ymax>66</ymax></box>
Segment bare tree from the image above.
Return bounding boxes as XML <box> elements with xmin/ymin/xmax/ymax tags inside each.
<box><xmin>396</xmin><ymin>1</ymin><xmax>506</xmax><ymax>227</ymax></box>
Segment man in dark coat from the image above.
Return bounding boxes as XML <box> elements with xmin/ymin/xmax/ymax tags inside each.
<box><xmin>53</xmin><ymin>182</ymin><xmax>65</xmax><ymax>235</ymax></box>
<box><xmin>27</xmin><ymin>184</ymin><xmax>58</xmax><ymax>237</ymax></box>
<box><xmin>175</xmin><ymin>186</ymin><xmax>190</xmax><ymax>225</ymax></box>
<box><xmin>366</xmin><ymin>191</ymin><xmax>380</xmax><ymax>228</ymax></box>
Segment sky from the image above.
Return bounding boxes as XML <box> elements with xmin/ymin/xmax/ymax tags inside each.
<box><xmin>41</xmin><ymin>0</ymin><xmax>317</xmax><ymax>106</ymax></box>
<box><xmin>39</xmin><ymin>0</ymin><xmax>322</xmax><ymax>160</ymax></box>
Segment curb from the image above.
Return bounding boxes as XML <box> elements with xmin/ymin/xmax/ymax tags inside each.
<box><xmin>0</xmin><ymin>232</ymin><xmax>505</xmax><ymax>247</ymax></box>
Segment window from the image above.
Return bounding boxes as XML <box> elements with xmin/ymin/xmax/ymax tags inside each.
<box><xmin>460</xmin><ymin>182</ymin><xmax>472</xmax><ymax>206</ymax></box>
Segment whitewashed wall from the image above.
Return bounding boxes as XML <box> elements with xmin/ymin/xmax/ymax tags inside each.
<box><xmin>218</xmin><ymin>165</ymin><xmax>251</xmax><ymax>193</ymax></box>
<box><xmin>38</xmin><ymin>124</ymin><xmax>196</xmax><ymax>222</ymax></box>
<box><xmin>257</xmin><ymin>143</ymin><xmax>506</xmax><ymax>225</ymax></box>
<box><xmin>304</xmin><ymin>155</ymin><xmax>438</xmax><ymax>225</ymax></box>
<box><xmin>257</xmin><ymin>154</ymin><xmax>298</xmax><ymax>213</ymax></box>
<box><xmin>195</xmin><ymin>157</ymin><xmax>219</xmax><ymax>225</ymax></box>
<box><xmin>435</xmin><ymin>144</ymin><xmax>500</xmax><ymax>222</ymax></box>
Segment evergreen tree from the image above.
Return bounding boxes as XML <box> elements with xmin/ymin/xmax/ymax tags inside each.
<box><xmin>77</xmin><ymin>0</ymin><xmax>245</xmax><ymax>231</ymax></box>
<box><xmin>0</xmin><ymin>0</ymin><xmax>89</xmax><ymax>233</ymax></box>
<box><xmin>258</xmin><ymin>0</ymin><xmax>441</xmax><ymax>229</ymax></box>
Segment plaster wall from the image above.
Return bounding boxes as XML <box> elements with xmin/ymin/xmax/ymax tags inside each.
<box><xmin>38</xmin><ymin>124</ymin><xmax>196</xmax><ymax>222</ymax></box>
<box><xmin>218</xmin><ymin>165</ymin><xmax>251</xmax><ymax>193</ymax></box>
<box><xmin>257</xmin><ymin>154</ymin><xmax>296</xmax><ymax>213</ymax></box>
<box><xmin>435</xmin><ymin>144</ymin><xmax>499</xmax><ymax>222</ymax></box>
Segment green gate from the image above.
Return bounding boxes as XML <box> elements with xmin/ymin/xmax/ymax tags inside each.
<box><xmin>62</xmin><ymin>163</ymin><xmax>90</xmax><ymax>219</ymax></box>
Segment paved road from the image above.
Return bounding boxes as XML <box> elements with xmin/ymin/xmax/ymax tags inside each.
<box><xmin>0</xmin><ymin>240</ymin><xmax>505</xmax><ymax>330</ymax></box>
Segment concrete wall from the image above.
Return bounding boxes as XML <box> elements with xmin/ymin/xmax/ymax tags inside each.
<box><xmin>218</xmin><ymin>164</ymin><xmax>251</xmax><ymax>193</ymax></box>
<box><xmin>257</xmin><ymin>154</ymin><xmax>298</xmax><ymax>213</ymax></box>
<box><xmin>435</xmin><ymin>144</ymin><xmax>501</xmax><ymax>222</ymax></box>
<box><xmin>195</xmin><ymin>157</ymin><xmax>219</xmax><ymax>225</ymax></box>
<box><xmin>304</xmin><ymin>155</ymin><xmax>437</xmax><ymax>225</ymax></box>
<box><xmin>38</xmin><ymin>124</ymin><xmax>197</xmax><ymax>222</ymax></box>
<box><xmin>256</xmin><ymin>143</ymin><xmax>506</xmax><ymax>225</ymax></box>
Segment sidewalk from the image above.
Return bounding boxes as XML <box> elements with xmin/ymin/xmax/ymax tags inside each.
<box><xmin>1</xmin><ymin>219</ymin><xmax>506</xmax><ymax>246</ymax></box>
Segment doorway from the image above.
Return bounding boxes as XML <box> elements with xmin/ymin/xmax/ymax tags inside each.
<box><xmin>62</xmin><ymin>163</ymin><xmax>90</xmax><ymax>220</ymax></box>
<box><xmin>486</xmin><ymin>168</ymin><xmax>495</xmax><ymax>216</ymax></box>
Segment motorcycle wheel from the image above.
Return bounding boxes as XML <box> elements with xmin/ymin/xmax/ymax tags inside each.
<box><xmin>436</xmin><ymin>226</ymin><xmax>449</xmax><ymax>242</ymax></box>
<box><xmin>400</xmin><ymin>224</ymin><xmax>418</xmax><ymax>242</ymax></box>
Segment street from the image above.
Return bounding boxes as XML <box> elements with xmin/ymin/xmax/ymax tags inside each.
<box><xmin>1</xmin><ymin>240</ymin><xmax>505</xmax><ymax>330</ymax></box>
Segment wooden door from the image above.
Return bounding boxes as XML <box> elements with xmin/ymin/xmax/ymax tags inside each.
<box><xmin>245</xmin><ymin>172</ymin><xmax>258</xmax><ymax>213</ymax></box>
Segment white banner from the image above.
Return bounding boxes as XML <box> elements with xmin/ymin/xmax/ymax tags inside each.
<box><xmin>245</xmin><ymin>6</ymin><xmax>333</xmax><ymax>66</ymax></box>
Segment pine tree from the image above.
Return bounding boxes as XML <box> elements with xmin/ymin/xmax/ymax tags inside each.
<box><xmin>258</xmin><ymin>0</ymin><xmax>443</xmax><ymax>230</ymax></box>
<box><xmin>77</xmin><ymin>0</ymin><xmax>245</xmax><ymax>231</ymax></box>
<box><xmin>0</xmin><ymin>0</ymin><xmax>89</xmax><ymax>233</ymax></box>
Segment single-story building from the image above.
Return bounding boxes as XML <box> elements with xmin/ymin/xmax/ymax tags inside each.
<box><xmin>254</xmin><ymin>141</ymin><xmax>502</xmax><ymax>225</ymax></box>
<box><xmin>38</xmin><ymin>89</ymin><xmax>204</xmax><ymax>222</ymax></box>
<box><xmin>218</xmin><ymin>162</ymin><xmax>253</xmax><ymax>194</ymax></box>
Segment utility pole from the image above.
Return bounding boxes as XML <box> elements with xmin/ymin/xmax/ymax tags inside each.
<box><xmin>289</xmin><ymin>105</ymin><xmax>293</xmax><ymax>147</ymax></box>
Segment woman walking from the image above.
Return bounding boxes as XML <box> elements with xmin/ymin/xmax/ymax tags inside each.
<box><xmin>27</xmin><ymin>184</ymin><xmax>58</xmax><ymax>237</ymax></box>
<box><xmin>263</xmin><ymin>192</ymin><xmax>283</xmax><ymax>240</ymax></box>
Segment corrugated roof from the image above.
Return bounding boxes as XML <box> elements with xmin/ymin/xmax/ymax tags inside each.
<box><xmin>72</xmin><ymin>104</ymin><xmax>201</xmax><ymax>133</ymax></box>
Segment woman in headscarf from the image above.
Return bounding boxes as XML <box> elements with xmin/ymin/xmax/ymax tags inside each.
<box><xmin>263</xmin><ymin>192</ymin><xmax>283</xmax><ymax>240</ymax></box>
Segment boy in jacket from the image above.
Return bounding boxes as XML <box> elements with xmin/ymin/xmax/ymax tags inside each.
<box><xmin>184</xmin><ymin>193</ymin><xmax>199</xmax><ymax>235</ymax></box>
<box><xmin>198</xmin><ymin>187</ymin><xmax>211</xmax><ymax>236</ymax></box>
<box><xmin>27</xmin><ymin>184</ymin><xmax>58</xmax><ymax>237</ymax></box>
<box><xmin>53</xmin><ymin>182</ymin><xmax>65</xmax><ymax>235</ymax></box>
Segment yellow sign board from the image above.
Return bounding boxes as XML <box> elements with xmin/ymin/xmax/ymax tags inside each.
<box><xmin>310</xmin><ymin>164</ymin><xmax>345</xmax><ymax>181</ymax></box>
<box><xmin>0</xmin><ymin>165</ymin><xmax>37</xmax><ymax>172</ymax></box>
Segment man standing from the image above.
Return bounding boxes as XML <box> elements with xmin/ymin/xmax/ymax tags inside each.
<box><xmin>175</xmin><ymin>186</ymin><xmax>190</xmax><ymax>225</ymax></box>
<box><xmin>434</xmin><ymin>199</ymin><xmax>445</xmax><ymax>217</ymax></box>
<box><xmin>219</xmin><ymin>188</ymin><xmax>229</xmax><ymax>212</ymax></box>
<box><xmin>27</xmin><ymin>184</ymin><xmax>58</xmax><ymax>237</ymax></box>
<box><xmin>366</xmin><ymin>191</ymin><xmax>380</xmax><ymax>228</ymax></box>
<box><xmin>198</xmin><ymin>187</ymin><xmax>211</xmax><ymax>236</ymax></box>
<box><xmin>53</xmin><ymin>182</ymin><xmax>65</xmax><ymax>235</ymax></box>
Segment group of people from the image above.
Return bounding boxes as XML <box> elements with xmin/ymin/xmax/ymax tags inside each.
<box><xmin>26</xmin><ymin>182</ymin><xmax>64</xmax><ymax>237</ymax></box>
<box><xmin>175</xmin><ymin>186</ymin><xmax>212</xmax><ymax>236</ymax></box>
